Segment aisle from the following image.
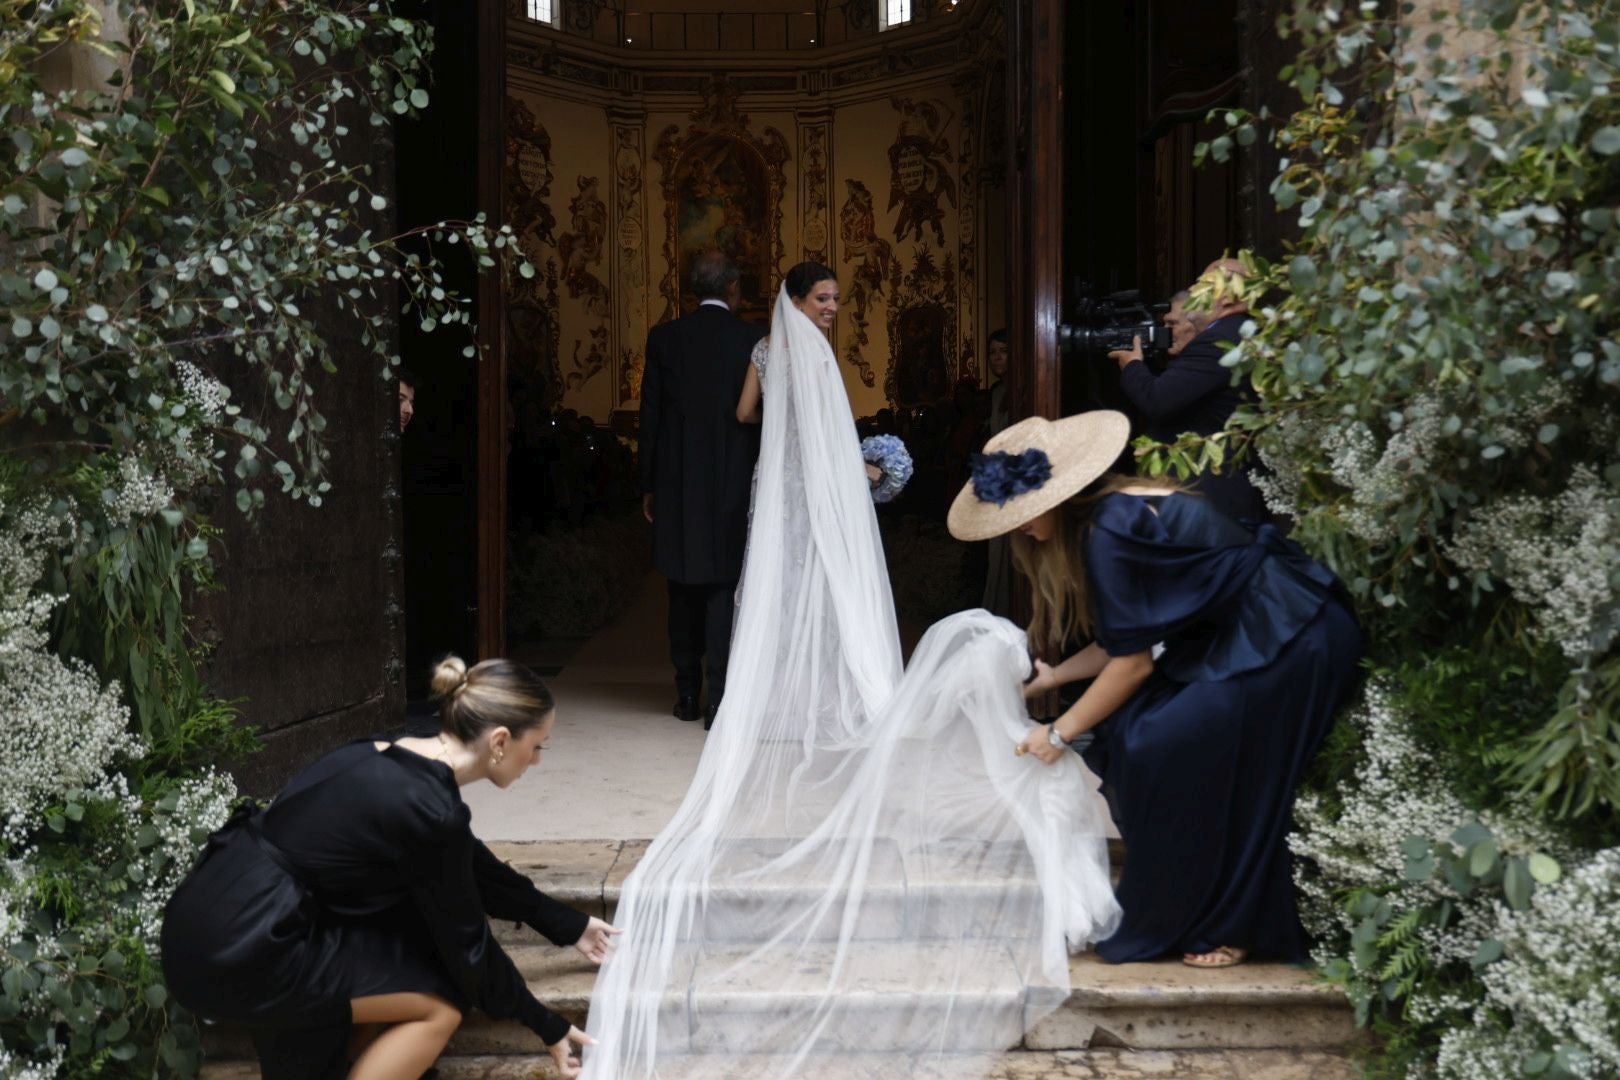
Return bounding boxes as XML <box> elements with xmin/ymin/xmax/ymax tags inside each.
<box><xmin>464</xmin><ymin>573</ymin><xmax>706</xmax><ymax>841</ymax></box>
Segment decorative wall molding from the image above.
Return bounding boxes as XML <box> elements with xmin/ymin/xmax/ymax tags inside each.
<box><xmin>503</xmin><ymin>2</ymin><xmax>1009</xmax><ymax>417</ymax></box>
<box><xmin>797</xmin><ymin>111</ymin><xmax>832</xmax><ymax>265</ymax></box>
<box><xmin>653</xmin><ymin>77</ymin><xmax>791</xmax><ymax>323</ymax></box>
<box><xmin>506</xmin><ymin>0</ymin><xmax>1002</xmax><ymax>105</ymax></box>
<box><xmin>504</xmin><ymin>95</ymin><xmax>564</xmax><ymax>408</ymax></box>
<box><xmin>609</xmin><ymin>110</ymin><xmax>648</xmax><ymax>406</ymax></box>
<box><xmin>954</xmin><ymin>69</ymin><xmax>981</xmax><ymax>381</ymax></box>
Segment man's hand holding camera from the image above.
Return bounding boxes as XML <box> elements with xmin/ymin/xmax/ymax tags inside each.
<box><xmin>1109</xmin><ymin>335</ymin><xmax>1144</xmax><ymax>371</ymax></box>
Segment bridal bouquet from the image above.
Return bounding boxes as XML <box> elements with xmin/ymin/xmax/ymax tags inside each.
<box><xmin>861</xmin><ymin>435</ymin><xmax>914</xmax><ymax>504</ymax></box>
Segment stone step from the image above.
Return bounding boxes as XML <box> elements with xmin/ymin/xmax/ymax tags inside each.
<box><xmin>202</xmin><ymin>944</ymin><xmax>1358</xmax><ymax>1061</ymax></box>
<box><xmin>487</xmin><ymin>839</ymin><xmax>1125</xmax><ymax>944</ymax></box>
<box><xmin>202</xmin><ymin>1046</ymin><xmax>1362</xmax><ymax>1078</ymax></box>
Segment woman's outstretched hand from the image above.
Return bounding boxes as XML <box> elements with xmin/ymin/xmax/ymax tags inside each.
<box><xmin>1023</xmin><ymin>659</ymin><xmax>1058</xmax><ymax>699</ymax></box>
<box><xmin>548</xmin><ymin>1025</ymin><xmax>595</xmax><ymax>1078</ymax></box>
<box><xmin>1017</xmin><ymin>725</ymin><xmax>1065</xmax><ymax>764</ymax></box>
<box><xmin>574</xmin><ymin>917</ymin><xmax>623</xmax><ymax>965</ymax></box>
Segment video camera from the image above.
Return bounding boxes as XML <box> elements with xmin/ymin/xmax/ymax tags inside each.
<box><xmin>1057</xmin><ymin>284</ymin><xmax>1172</xmax><ymax>357</ymax></box>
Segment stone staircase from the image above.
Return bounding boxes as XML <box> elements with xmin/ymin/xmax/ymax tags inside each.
<box><xmin>199</xmin><ymin>840</ymin><xmax>1365</xmax><ymax>1078</ymax></box>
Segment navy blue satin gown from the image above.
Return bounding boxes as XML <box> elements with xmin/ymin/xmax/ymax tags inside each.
<box><xmin>1078</xmin><ymin>492</ymin><xmax>1362</xmax><ymax>963</ymax></box>
<box><xmin>161</xmin><ymin>740</ymin><xmax>587</xmax><ymax>1078</ymax></box>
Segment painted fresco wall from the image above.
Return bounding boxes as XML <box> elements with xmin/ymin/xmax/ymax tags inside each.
<box><xmin>504</xmin><ymin>8</ymin><xmax>1006</xmax><ymax>425</ymax></box>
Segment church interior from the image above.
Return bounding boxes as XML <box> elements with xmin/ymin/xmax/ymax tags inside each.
<box><xmin>392</xmin><ymin>0</ymin><xmax>1275</xmax><ymax>695</ymax></box>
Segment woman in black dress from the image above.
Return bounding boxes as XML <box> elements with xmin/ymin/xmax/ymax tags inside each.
<box><xmin>162</xmin><ymin>656</ymin><xmax>617</xmax><ymax>1078</ymax></box>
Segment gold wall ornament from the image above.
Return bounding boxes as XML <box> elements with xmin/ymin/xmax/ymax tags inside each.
<box><xmin>654</xmin><ymin>78</ymin><xmax>790</xmax><ymax>325</ymax></box>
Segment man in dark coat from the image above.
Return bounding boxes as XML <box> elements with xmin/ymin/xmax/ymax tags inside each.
<box><xmin>639</xmin><ymin>251</ymin><xmax>766</xmax><ymax>728</ymax></box>
<box><xmin>1110</xmin><ymin>259</ymin><xmax>1266</xmax><ymax>522</ymax></box>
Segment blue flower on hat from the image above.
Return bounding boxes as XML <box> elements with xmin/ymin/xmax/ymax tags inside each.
<box><xmin>969</xmin><ymin>448</ymin><xmax>1052</xmax><ymax>507</ymax></box>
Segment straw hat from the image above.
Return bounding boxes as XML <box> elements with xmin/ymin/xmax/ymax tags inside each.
<box><xmin>946</xmin><ymin>411</ymin><xmax>1131</xmax><ymax>542</ymax></box>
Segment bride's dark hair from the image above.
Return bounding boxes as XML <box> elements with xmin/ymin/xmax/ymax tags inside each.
<box><xmin>784</xmin><ymin>261</ymin><xmax>837</xmax><ymax>300</ymax></box>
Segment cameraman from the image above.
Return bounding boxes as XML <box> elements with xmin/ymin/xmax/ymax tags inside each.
<box><xmin>1109</xmin><ymin>258</ymin><xmax>1264</xmax><ymax>521</ymax></box>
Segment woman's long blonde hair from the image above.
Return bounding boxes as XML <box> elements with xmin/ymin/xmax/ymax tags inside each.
<box><xmin>1010</xmin><ymin>474</ymin><xmax>1181</xmax><ymax>656</ymax></box>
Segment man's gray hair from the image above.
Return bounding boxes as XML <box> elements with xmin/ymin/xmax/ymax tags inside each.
<box><xmin>690</xmin><ymin>250</ymin><xmax>740</xmax><ymax>300</ymax></box>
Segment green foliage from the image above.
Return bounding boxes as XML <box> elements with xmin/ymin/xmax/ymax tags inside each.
<box><xmin>1</xmin><ymin>2</ymin><xmax>515</xmax><ymax>1073</ymax></box>
<box><xmin>1145</xmin><ymin>0</ymin><xmax>1620</xmax><ymax>825</ymax></box>
<box><xmin>1140</xmin><ymin>0</ymin><xmax>1620</xmax><ymax>1074</ymax></box>
<box><xmin>0</xmin><ymin>772</ymin><xmax>237</xmax><ymax>1078</ymax></box>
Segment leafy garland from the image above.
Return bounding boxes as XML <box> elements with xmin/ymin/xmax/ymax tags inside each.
<box><xmin>0</xmin><ymin>2</ymin><xmax>522</xmax><ymax>1073</ymax></box>
<box><xmin>1141</xmin><ymin>1</ymin><xmax>1620</xmax><ymax>1075</ymax></box>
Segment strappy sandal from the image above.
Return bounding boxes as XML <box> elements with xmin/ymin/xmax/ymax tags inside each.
<box><xmin>1182</xmin><ymin>946</ymin><xmax>1248</xmax><ymax>968</ymax></box>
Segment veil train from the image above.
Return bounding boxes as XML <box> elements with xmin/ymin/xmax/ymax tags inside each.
<box><xmin>580</xmin><ymin>286</ymin><xmax>1120</xmax><ymax>1079</ymax></box>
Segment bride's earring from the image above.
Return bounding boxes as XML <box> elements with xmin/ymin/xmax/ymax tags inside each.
<box><xmin>490</xmin><ymin>748</ymin><xmax>505</xmax><ymax>767</ymax></box>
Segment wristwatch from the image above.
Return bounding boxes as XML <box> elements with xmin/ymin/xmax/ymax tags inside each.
<box><xmin>1047</xmin><ymin>726</ymin><xmax>1069</xmax><ymax>750</ymax></box>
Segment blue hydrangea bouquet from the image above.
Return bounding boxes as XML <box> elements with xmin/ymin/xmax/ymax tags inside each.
<box><xmin>861</xmin><ymin>434</ymin><xmax>914</xmax><ymax>504</ymax></box>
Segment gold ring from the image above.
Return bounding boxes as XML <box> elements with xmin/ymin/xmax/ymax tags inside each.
<box><xmin>1014</xmin><ymin>743</ymin><xmax>1027</xmax><ymax>757</ymax></box>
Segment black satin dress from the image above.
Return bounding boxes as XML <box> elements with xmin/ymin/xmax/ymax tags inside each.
<box><xmin>161</xmin><ymin>740</ymin><xmax>587</xmax><ymax>1078</ymax></box>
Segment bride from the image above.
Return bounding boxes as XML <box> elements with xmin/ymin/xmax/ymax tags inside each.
<box><xmin>580</xmin><ymin>265</ymin><xmax>1120</xmax><ymax>1079</ymax></box>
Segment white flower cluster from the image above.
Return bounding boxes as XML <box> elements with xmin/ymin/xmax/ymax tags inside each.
<box><xmin>0</xmin><ymin>497</ymin><xmax>142</xmax><ymax>843</ymax></box>
<box><xmin>0</xmin><ymin>1042</ymin><xmax>64</xmax><ymax>1080</ymax></box>
<box><xmin>101</xmin><ymin>456</ymin><xmax>173</xmax><ymax>525</ymax></box>
<box><xmin>1445</xmin><ymin>466</ymin><xmax>1620</xmax><ymax>659</ymax></box>
<box><xmin>0</xmin><ymin>503</ymin><xmax>63</xmax><ymax>664</ymax></box>
<box><xmin>1473</xmin><ymin>848</ymin><xmax>1620</xmax><ymax>1077</ymax></box>
<box><xmin>0</xmin><ymin>649</ymin><xmax>140</xmax><ymax>846</ymax></box>
<box><xmin>1293</xmin><ymin>681</ymin><xmax>1614</xmax><ymax>1079</ymax></box>
<box><xmin>1311</xmin><ymin>397</ymin><xmax>1449</xmax><ymax>544</ymax></box>
<box><xmin>135</xmin><ymin>771</ymin><xmax>235</xmax><ymax>942</ymax></box>
<box><xmin>162</xmin><ymin>360</ymin><xmax>228</xmax><ymax>490</ymax></box>
<box><xmin>1253</xmin><ymin>411</ymin><xmax>1312</xmax><ymax>520</ymax></box>
<box><xmin>174</xmin><ymin>359</ymin><xmax>228</xmax><ymax>423</ymax></box>
<box><xmin>1292</xmin><ymin>682</ymin><xmax>1473</xmax><ymax>941</ymax></box>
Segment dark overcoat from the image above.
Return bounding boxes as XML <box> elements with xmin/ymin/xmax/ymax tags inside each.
<box><xmin>639</xmin><ymin>304</ymin><xmax>767</xmax><ymax>584</ymax></box>
<box><xmin>1118</xmin><ymin>312</ymin><xmax>1265</xmax><ymax>521</ymax></box>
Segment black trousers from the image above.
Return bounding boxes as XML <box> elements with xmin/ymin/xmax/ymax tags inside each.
<box><xmin>667</xmin><ymin>579</ymin><xmax>736</xmax><ymax>703</ymax></box>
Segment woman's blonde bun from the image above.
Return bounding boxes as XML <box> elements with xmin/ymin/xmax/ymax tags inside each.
<box><xmin>430</xmin><ymin>655</ymin><xmax>469</xmax><ymax>697</ymax></box>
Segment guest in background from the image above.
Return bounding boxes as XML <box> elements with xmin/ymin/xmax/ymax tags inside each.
<box><xmin>397</xmin><ymin>367</ymin><xmax>418</xmax><ymax>433</ymax></box>
<box><xmin>640</xmin><ymin>251</ymin><xmax>766</xmax><ymax>727</ymax></box>
<box><xmin>985</xmin><ymin>328</ymin><xmax>1011</xmax><ymax>435</ymax></box>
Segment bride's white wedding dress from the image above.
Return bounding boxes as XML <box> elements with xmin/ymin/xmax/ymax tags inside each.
<box><xmin>580</xmin><ymin>287</ymin><xmax>1119</xmax><ymax>1079</ymax></box>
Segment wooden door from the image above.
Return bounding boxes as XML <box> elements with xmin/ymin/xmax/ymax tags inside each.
<box><xmin>475</xmin><ymin>0</ymin><xmax>508</xmax><ymax>660</ymax></box>
<box><xmin>1005</xmin><ymin>0</ymin><xmax>1065</xmax><ymax>421</ymax></box>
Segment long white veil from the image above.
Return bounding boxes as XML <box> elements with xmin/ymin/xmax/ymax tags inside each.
<box><xmin>580</xmin><ymin>287</ymin><xmax>1119</xmax><ymax>1078</ymax></box>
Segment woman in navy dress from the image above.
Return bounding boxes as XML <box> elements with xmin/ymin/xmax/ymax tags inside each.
<box><xmin>948</xmin><ymin>411</ymin><xmax>1362</xmax><ymax>967</ymax></box>
<box><xmin>161</xmin><ymin>657</ymin><xmax>619</xmax><ymax>1078</ymax></box>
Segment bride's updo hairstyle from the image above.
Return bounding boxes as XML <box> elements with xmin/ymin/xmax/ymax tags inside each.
<box><xmin>784</xmin><ymin>261</ymin><xmax>837</xmax><ymax>300</ymax></box>
<box><xmin>430</xmin><ymin>655</ymin><xmax>554</xmax><ymax>743</ymax></box>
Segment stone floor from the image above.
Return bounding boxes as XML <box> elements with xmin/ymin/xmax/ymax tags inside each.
<box><xmin>202</xmin><ymin>1048</ymin><xmax>1360</xmax><ymax>1079</ymax></box>
<box><xmin>465</xmin><ymin>577</ymin><xmax>707</xmax><ymax>841</ymax></box>
<box><xmin>471</xmin><ymin>573</ymin><xmax>1113</xmax><ymax>843</ymax></box>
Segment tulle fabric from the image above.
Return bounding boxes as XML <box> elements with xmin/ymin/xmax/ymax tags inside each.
<box><xmin>580</xmin><ymin>287</ymin><xmax>1120</xmax><ymax>1079</ymax></box>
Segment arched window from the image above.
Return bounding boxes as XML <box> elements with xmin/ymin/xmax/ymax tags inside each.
<box><xmin>878</xmin><ymin>0</ymin><xmax>911</xmax><ymax>31</ymax></box>
<box><xmin>525</xmin><ymin>0</ymin><xmax>559</xmax><ymax>26</ymax></box>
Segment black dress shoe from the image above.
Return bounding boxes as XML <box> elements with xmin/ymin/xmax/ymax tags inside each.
<box><xmin>674</xmin><ymin>696</ymin><xmax>699</xmax><ymax>722</ymax></box>
<box><xmin>703</xmin><ymin>700</ymin><xmax>721</xmax><ymax>730</ymax></box>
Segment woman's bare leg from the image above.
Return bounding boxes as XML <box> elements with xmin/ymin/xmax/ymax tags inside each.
<box><xmin>347</xmin><ymin>993</ymin><xmax>460</xmax><ymax>1080</ymax></box>
<box><xmin>346</xmin><ymin>1022</ymin><xmax>383</xmax><ymax>1061</ymax></box>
